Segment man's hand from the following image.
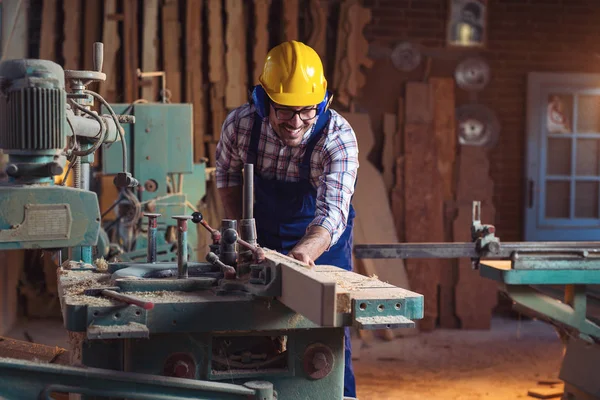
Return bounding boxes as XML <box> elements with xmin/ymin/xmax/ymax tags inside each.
<box><xmin>288</xmin><ymin>226</ymin><xmax>331</xmax><ymax>267</ymax></box>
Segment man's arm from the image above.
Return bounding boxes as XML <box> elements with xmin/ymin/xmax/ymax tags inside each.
<box><xmin>288</xmin><ymin>226</ymin><xmax>331</xmax><ymax>266</ymax></box>
<box><xmin>218</xmin><ymin>186</ymin><xmax>243</xmax><ymax>221</ymax></box>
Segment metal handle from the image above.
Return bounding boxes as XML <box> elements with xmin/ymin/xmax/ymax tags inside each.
<box><xmin>93</xmin><ymin>42</ymin><xmax>104</xmax><ymax>72</ymax></box>
<box><xmin>101</xmin><ymin>289</ymin><xmax>154</xmax><ymax>310</ymax></box>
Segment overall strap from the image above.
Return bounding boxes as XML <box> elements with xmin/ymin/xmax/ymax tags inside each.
<box><xmin>299</xmin><ymin>110</ymin><xmax>331</xmax><ymax>181</ymax></box>
<box><xmin>246</xmin><ymin>113</ymin><xmax>263</xmax><ymax>165</ymax></box>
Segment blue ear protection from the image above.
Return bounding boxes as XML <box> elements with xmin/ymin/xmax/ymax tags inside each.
<box><xmin>251</xmin><ymin>85</ymin><xmax>330</xmax><ymax>119</ymax></box>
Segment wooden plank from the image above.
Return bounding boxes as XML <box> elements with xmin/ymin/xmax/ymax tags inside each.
<box><xmin>333</xmin><ymin>0</ymin><xmax>352</xmax><ymax>107</ymax></box>
<box><xmin>99</xmin><ymin>0</ymin><xmax>120</xmax><ymax>102</ymax></box>
<box><xmin>142</xmin><ymin>0</ymin><xmax>160</xmax><ymax>101</ymax></box>
<box><xmin>83</xmin><ymin>0</ymin><xmax>103</xmax><ymax>70</ymax></box>
<box><xmin>2</xmin><ymin>0</ymin><xmax>28</xmax><ymax>59</ymax></box>
<box><xmin>453</xmin><ymin>146</ymin><xmax>497</xmax><ymax>329</ymax></box>
<box><xmin>305</xmin><ymin>0</ymin><xmax>327</xmax><ymax>63</ymax></box>
<box><xmin>431</xmin><ymin>77</ymin><xmax>458</xmax><ymax>329</ymax></box>
<box><xmin>253</xmin><ymin>0</ymin><xmax>272</xmax><ymax>83</ymax></box>
<box><xmin>278</xmin><ymin>259</ymin><xmax>337</xmax><ymax>327</ymax></box>
<box><xmin>268</xmin><ymin>250</ymin><xmax>423</xmax><ymax>330</ymax></box>
<box><xmin>382</xmin><ymin>113</ymin><xmax>396</xmax><ymax>194</ymax></box>
<box><xmin>62</xmin><ymin>0</ymin><xmax>82</xmax><ymax>70</ymax></box>
<box><xmin>403</xmin><ymin>82</ymin><xmax>443</xmax><ymax>331</ymax></box>
<box><xmin>344</xmin><ymin>1</ymin><xmax>373</xmax><ymax>102</ymax></box>
<box><xmin>39</xmin><ymin>0</ymin><xmax>58</xmax><ymax>61</ymax></box>
<box><xmin>527</xmin><ymin>385</ymin><xmax>564</xmax><ymax>399</ymax></box>
<box><xmin>123</xmin><ymin>1</ymin><xmax>140</xmax><ymax>103</ymax></box>
<box><xmin>333</xmin><ymin>0</ymin><xmax>373</xmax><ymax>107</ymax></box>
<box><xmin>162</xmin><ymin>0</ymin><xmax>182</xmax><ymax>103</ymax></box>
<box><xmin>225</xmin><ymin>0</ymin><xmax>247</xmax><ymax>109</ymax></box>
<box><xmin>186</xmin><ymin>0</ymin><xmax>206</xmax><ymax>161</ymax></box>
<box><xmin>0</xmin><ymin>336</ymin><xmax>69</xmax><ymax>365</ymax></box>
<box><xmin>391</xmin><ymin>98</ymin><xmax>405</xmax><ymax>242</ymax></box>
<box><xmin>431</xmin><ymin>78</ymin><xmax>457</xmax><ymax>201</ymax></box>
<box><xmin>208</xmin><ymin>0</ymin><xmax>226</xmax><ymax>140</ymax></box>
<box><xmin>282</xmin><ymin>0</ymin><xmax>299</xmax><ymax>41</ymax></box>
<box><xmin>405</xmin><ymin>82</ymin><xmax>433</xmax><ymax>124</ymax></box>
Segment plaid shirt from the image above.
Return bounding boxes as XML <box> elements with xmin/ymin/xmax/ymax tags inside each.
<box><xmin>215</xmin><ymin>103</ymin><xmax>359</xmax><ymax>246</ymax></box>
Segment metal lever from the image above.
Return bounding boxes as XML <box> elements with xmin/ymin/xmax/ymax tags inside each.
<box><xmin>93</xmin><ymin>42</ymin><xmax>103</xmax><ymax>72</ymax></box>
<box><xmin>191</xmin><ymin>212</ymin><xmax>221</xmax><ymax>244</ymax></box>
<box><xmin>237</xmin><ymin>238</ymin><xmax>265</xmax><ymax>264</ymax></box>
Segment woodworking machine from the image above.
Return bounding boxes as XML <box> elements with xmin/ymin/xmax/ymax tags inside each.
<box><xmin>355</xmin><ymin>202</ymin><xmax>600</xmax><ymax>400</ymax></box>
<box><xmin>0</xmin><ymin>43</ymin><xmax>424</xmax><ymax>400</ymax></box>
<box><xmin>97</xmin><ymin>101</ymin><xmax>206</xmax><ymax>263</ymax></box>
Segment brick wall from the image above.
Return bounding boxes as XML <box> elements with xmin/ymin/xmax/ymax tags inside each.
<box><xmin>359</xmin><ymin>0</ymin><xmax>600</xmax><ymax>241</ymax></box>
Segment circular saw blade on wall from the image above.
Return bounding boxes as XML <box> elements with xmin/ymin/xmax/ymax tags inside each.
<box><xmin>456</xmin><ymin>104</ymin><xmax>500</xmax><ymax>147</ymax></box>
<box><xmin>455</xmin><ymin>57</ymin><xmax>491</xmax><ymax>92</ymax></box>
<box><xmin>390</xmin><ymin>42</ymin><xmax>422</xmax><ymax>72</ymax></box>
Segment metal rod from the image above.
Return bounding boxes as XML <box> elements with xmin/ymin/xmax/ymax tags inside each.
<box><xmin>243</xmin><ymin>164</ymin><xmax>254</xmax><ymax>220</ymax></box>
<box><xmin>354</xmin><ymin>242</ymin><xmax>600</xmax><ymax>260</ymax></box>
<box><xmin>144</xmin><ymin>213</ymin><xmax>161</xmax><ymax>263</ymax></box>
<box><xmin>173</xmin><ymin>215</ymin><xmax>192</xmax><ymax>279</ymax></box>
<box><xmin>80</xmin><ymin>162</ymin><xmax>90</xmax><ymax>191</ymax></box>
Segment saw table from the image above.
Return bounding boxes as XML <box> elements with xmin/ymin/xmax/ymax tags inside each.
<box><xmin>0</xmin><ymin>43</ymin><xmax>423</xmax><ymax>400</ymax></box>
<box><xmin>354</xmin><ymin>202</ymin><xmax>600</xmax><ymax>400</ymax></box>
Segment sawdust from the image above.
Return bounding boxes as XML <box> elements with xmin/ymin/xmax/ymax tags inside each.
<box><xmin>88</xmin><ymin>322</ymin><xmax>147</xmax><ymax>333</ymax></box>
<box><xmin>94</xmin><ymin>257</ymin><xmax>109</xmax><ymax>272</ymax></box>
<box><xmin>287</xmin><ymin>313</ymin><xmax>304</xmax><ymax>329</ymax></box>
<box><xmin>60</xmin><ymin>270</ymin><xmax>112</xmax><ymax>296</ymax></box>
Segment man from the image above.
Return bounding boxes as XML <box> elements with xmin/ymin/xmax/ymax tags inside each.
<box><xmin>215</xmin><ymin>40</ymin><xmax>359</xmax><ymax>398</ymax></box>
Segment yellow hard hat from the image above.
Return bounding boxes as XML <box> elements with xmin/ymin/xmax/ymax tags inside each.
<box><xmin>259</xmin><ymin>41</ymin><xmax>327</xmax><ymax>107</ymax></box>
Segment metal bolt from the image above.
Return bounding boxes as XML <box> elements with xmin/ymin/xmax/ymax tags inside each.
<box><xmin>172</xmin><ymin>215</ymin><xmax>192</xmax><ymax>279</ymax></box>
<box><xmin>144</xmin><ymin>213</ymin><xmax>161</xmax><ymax>263</ymax></box>
<box><xmin>312</xmin><ymin>352</ymin><xmax>328</xmax><ymax>371</ymax></box>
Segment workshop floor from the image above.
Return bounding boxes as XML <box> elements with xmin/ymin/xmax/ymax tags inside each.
<box><xmin>353</xmin><ymin>317</ymin><xmax>564</xmax><ymax>400</ymax></box>
<box><xmin>6</xmin><ymin>316</ymin><xmax>563</xmax><ymax>400</ymax></box>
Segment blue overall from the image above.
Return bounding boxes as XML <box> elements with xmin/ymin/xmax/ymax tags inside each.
<box><xmin>247</xmin><ymin>111</ymin><xmax>357</xmax><ymax>398</ymax></box>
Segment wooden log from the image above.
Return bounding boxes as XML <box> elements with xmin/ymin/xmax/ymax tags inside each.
<box><xmin>62</xmin><ymin>0</ymin><xmax>82</xmax><ymax>70</ymax></box>
<box><xmin>123</xmin><ymin>0</ymin><xmax>139</xmax><ymax>103</ymax></box>
<box><xmin>253</xmin><ymin>0</ymin><xmax>272</xmax><ymax>82</ymax></box>
<box><xmin>431</xmin><ymin>77</ymin><xmax>459</xmax><ymax>329</ymax></box>
<box><xmin>208</xmin><ymin>0</ymin><xmax>227</xmax><ymax>140</ymax></box>
<box><xmin>39</xmin><ymin>0</ymin><xmax>58</xmax><ymax>61</ymax></box>
<box><xmin>162</xmin><ymin>0</ymin><xmax>182</xmax><ymax>103</ymax></box>
<box><xmin>225</xmin><ymin>0</ymin><xmax>247</xmax><ymax>109</ymax></box>
<box><xmin>142</xmin><ymin>0</ymin><xmax>160</xmax><ymax>101</ymax></box>
<box><xmin>282</xmin><ymin>0</ymin><xmax>299</xmax><ymax>41</ymax></box>
<box><xmin>403</xmin><ymin>82</ymin><xmax>443</xmax><ymax>331</ymax></box>
<box><xmin>186</xmin><ymin>0</ymin><xmax>206</xmax><ymax>161</ymax></box>
<box><xmin>99</xmin><ymin>0</ymin><xmax>120</xmax><ymax>102</ymax></box>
